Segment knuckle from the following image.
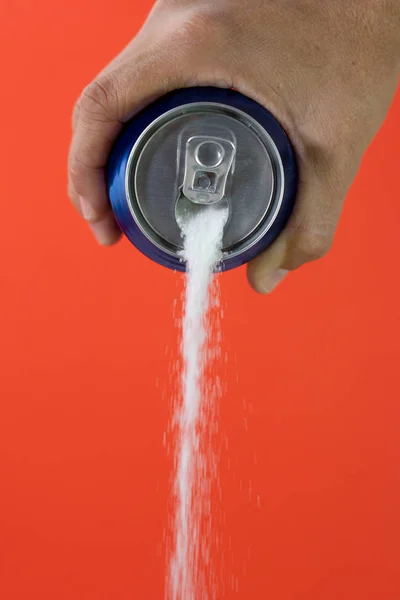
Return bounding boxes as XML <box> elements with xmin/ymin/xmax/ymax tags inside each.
<box><xmin>79</xmin><ymin>75</ymin><xmax>118</xmax><ymax>120</ymax></box>
<box><xmin>72</xmin><ymin>101</ymin><xmax>81</xmax><ymax>130</ymax></box>
<box><xmin>68</xmin><ymin>184</ymin><xmax>80</xmax><ymax>211</ymax></box>
<box><xmin>294</xmin><ymin>229</ymin><xmax>332</xmax><ymax>263</ymax></box>
<box><xmin>179</xmin><ymin>12</ymin><xmax>214</xmax><ymax>40</ymax></box>
<box><xmin>68</xmin><ymin>180</ymin><xmax>76</xmax><ymax>201</ymax></box>
<box><xmin>172</xmin><ymin>9</ymin><xmax>226</xmax><ymax>55</ymax></box>
<box><xmin>300</xmin><ymin>122</ymin><xmax>362</xmax><ymax>187</ymax></box>
<box><xmin>68</xmin><ymin>155</ymin><xmax>90</xmax><ymax>186</ymax></box>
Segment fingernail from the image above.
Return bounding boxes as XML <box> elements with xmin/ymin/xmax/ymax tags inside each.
<box><xmin>89</xmin><ymin>218</ymin><xmax>119</xmax><ymax>246</ymax></box>
<box><xmin>79</xmin><ymin>196</ymin><xmax>97</xmax><ymax>222</ymax></box>
<box><xmin>261</xmin><ymin>269</ymin><xmax>289</xmax><ymax>293</ymax></box>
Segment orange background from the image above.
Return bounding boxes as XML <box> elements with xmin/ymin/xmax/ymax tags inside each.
<box><xmin>1</xmin><ymin>1</ymin><xmax>400</xmax><ymax>599</ymax></box>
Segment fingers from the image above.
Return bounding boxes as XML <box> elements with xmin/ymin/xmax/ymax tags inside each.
<box><xmin>68</xmin><ymin>45</ymin><xmax>181</xmax><ymax>245</ymax></box>
<box><xmin>247</xmin><ymin>169</ymin><xmax>342</xmax><ymax>294</ymax></box>
<box><xmin>68</xmin><ymin>74</ymin><xmax>125</xmax><ymax>245</ymax></box>
<box><xmin>247</xmin><ymin>233</ymin><xmax>290</xmax><ymax>294</ymax></box>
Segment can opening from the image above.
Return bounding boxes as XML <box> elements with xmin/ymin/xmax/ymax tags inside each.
<box><xmin>175</xmin><ymin>133</ymin><xmax>234</xmax><ymax>232</ymax></box>
<box><xmin>181</xmin><ymin>135</ymin><xmax>236</xmax><ymax>206</ymax></box>
<box><xmin>175</xmin><ymin>195</ymin><xmax>230</xmax><ymax>232</ymax></box>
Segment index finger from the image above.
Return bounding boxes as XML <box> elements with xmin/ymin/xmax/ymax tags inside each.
<box><xmin>68</xmin><ymin>75</ymin><xmax>123</xmax><ymax>221</ymax></box>
<box><xmin>68</xmin><ymin>52</ymin><xmax>181</xmax><ymax>245</ymax></box>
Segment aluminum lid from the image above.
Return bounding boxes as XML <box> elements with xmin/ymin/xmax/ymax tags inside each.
<box><xmin>125</xmin><ymin>102</ymin><xmax>286</xmax><ymax>261</ymax></box>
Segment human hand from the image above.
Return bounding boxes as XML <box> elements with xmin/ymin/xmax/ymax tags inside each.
<box><xmin>68</xmin><ymin>0</ymin><xmax>399</xmax><ymax>292</ymax></box>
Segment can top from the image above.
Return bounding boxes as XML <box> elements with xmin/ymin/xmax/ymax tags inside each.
<box><xmin>115</xmin><ymin>90</ymin><xmax>296</xmax><ymax>268</ymax></box>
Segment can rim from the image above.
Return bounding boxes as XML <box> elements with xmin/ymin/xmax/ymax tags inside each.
<box><xmin>107</xmin><ymin>87</ymin><xmax>297</xmax><ymax>272</ymax></box>
<box><xmin>125</xmin><ymin>102</ymin><xmax>282</xmax><ymax>259</ymax></box>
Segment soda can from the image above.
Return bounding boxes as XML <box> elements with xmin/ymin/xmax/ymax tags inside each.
<box><xmin>107</xmin><ymin>87</ymin><xmax>297</xmax><ymax>272</ymax></box>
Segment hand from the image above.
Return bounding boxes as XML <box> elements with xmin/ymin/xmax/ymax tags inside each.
<box><xmin>68</xmin><ymin>0</ymin><xmax>399</xmax><ymax>292</ymax></box>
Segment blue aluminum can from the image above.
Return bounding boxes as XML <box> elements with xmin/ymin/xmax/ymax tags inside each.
<box><xmin>107</xmin><ymin>87</ymin><xmax>297</xmax><ymax>272</ymax></box>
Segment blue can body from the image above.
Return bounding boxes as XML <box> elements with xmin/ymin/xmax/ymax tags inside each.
<box><xmin>107</xmin><ymin>87</ymin><xmax>297</xmax><ymax>272</ymax></box>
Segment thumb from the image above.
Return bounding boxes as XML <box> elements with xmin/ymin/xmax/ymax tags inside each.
<box><xmin>247</xmin><ymin>233</ymin><xmax>290</xmax><ymax>294</ymax></box>
<box><xmin>247</xmin><ymin>171</ymin><xmax>342</xmax><ymax>294</ymax></box>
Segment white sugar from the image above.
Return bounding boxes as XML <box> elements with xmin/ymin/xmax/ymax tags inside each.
<box><xmin>169</xmin><ymin>205</ymin><xmax>227</xmax><ymax>600</ymax></box>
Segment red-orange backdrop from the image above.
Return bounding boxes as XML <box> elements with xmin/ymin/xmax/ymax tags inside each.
<box><xmin>1</xmin><ymin>2</ymin><xmax>399</xmax><ymax>599</ymax></box>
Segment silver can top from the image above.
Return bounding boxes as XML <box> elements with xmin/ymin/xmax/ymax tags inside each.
<box><xmin>125</xmin><ymin>102</ymin><xmax>285</xmax><ymax>260</ymax></box>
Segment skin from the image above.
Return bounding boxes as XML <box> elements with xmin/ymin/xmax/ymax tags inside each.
<box><xmin>68</xmin><ymin>0</ymin><xmax>399</xmax><ymax>293</ymax></box>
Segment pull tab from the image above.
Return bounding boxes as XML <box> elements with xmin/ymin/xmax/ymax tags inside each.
<box><xmin>181</xmin><ymin>136</ymin><xmax>236</xmax><ymax>205</ymax></box>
